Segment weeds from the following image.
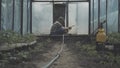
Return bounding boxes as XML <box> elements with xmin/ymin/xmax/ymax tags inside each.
<box><xmin>0</xmin><ymin>30</ymin><xmax>36</xmax><ymax>44</ymax></box>
<box><xmin>75</xmin><ymin>41</ymin><xmax>120</xmax><ymax>66</ymax></box>
<box><xmin>0</xmin><ymin>39</ymin><xmax>51</xmax><ymax>65</ymax></box>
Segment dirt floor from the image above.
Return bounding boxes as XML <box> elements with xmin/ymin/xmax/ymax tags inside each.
<box><xmin>31</xmin><ymin>41</ymin><xmax>82</xmax><ymax>68</ymax></box>
<box><xmin>0</xmin><ymin>38</ymin><xmax>120</xmax><ymax>68</ymax></box>
<box><xmin>50</xmin><ymin>44</ymin><xmax>82</xmax><ymax>68</ymax></box>
<box><xmin>0</xmin><ymin>41</ymin><xmax>62</xmax><ymax>68</ymax></box>
<box><xmin>0</xmin><ymin>39</ymin><xmax>83</xmax><ymax>68</ymax></box>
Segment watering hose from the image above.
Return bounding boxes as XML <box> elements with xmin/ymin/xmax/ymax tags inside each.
<box><xmin>42</xmin><ymin>54</ymin><xmax>60</xmax><ymax>68</ymax></box>
<box><xmin>42</xmin><ymin>35</ymin><xmax>65</xmax><ymax>68</ymax></box>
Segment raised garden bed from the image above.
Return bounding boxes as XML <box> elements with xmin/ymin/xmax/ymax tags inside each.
<box><xmin>0</xmin><ymin>41</ymin><xmax>36</xmax><ymax>51</ymax></box>
<box><xmin>0</xmin><ymin>30</ymin><xmax>37</xmax><ymax>51</ymax></box>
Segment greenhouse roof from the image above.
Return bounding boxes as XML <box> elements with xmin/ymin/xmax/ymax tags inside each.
<box><xmin>33</xmin><ymin>0</ymin><xmax>89</xmax><ymax>2</ymax></box>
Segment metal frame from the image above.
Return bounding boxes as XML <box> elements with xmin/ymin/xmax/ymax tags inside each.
<box><xmin>98</xmin><ymin>0</ymin><xmax>100</xmax><ymax>25</ymax></box>
<box><xmin>0</xmin><ymin>0</ymin><xmax>32</xmax><ymax>34</ymax></box>
<box><xmin>89</xmin><ymin>0</ymin><xmax>91</xmax><ymax>35</ymax></box>
<box><xmin>31</xmin><ymin>0</ymin><xmax>90</xmax><ymax>35</ymax></box>
<box><xmin>118</xmin><ymin>0</ymin><xmax>120</xmax><ymax>32</ymax></box>
<box><xmin>27</xmin><ymin>0</ymin><xmax>29</xmax><ymax>33</ymax></box>
<box><xmin>92</xmin><ymin>0</ymin><xmax>120</xmax><ymax>34</ymax></box>
<box><xmin>32</xmin><ymin>0</ymin><xmax>89</xmax><ymax>2</ymax></box>
<box><xmin>30</xmin><ymin>0</ymin><xmax>32</xmax><ymax>33</ymax></box>
<box><xmin>106</xmin><ymin>0</ymin><xmax>108</xmax><ymax>34</ymax></box>
<box><xmin>12</xmin><ymin>0</ymin><xmax>15</xmax><ymax>31</ymax></box>
<box><xmin>0</xmin><ymin>0</ymin><xmax>119</xmax><ymax>35</ymax></box>
<box><xmin>66</xmin><ymin>1</ymin><xmax>68</xmax><ymax>27</ymax></box>
<box><xmin>92</xmin><ymin>0</ymin><xmax>94</xmax><ymax>34</ymax></box>
<box><xmin>31</xmin><ymin>0</ymin><xmax>120</xmax><ymax>35</ymax></box>
<box><xmin>0</xmin><ymin>0</ymin><xmax>1</xmax><ymax>30</ymax></box>
<box><xmin>92</xmin><ymin>0</ymin><xmax>107</xmax><ymax>34</ymax></box>
<box><xmin>21</xmin><ymin>0</ymin><xmax>23</xmax><ymax>35</ymax></box>
<box><xmin>52</xmin><ymin>0</ymin><xmax>54</xmax><ymax>25</ymax></box>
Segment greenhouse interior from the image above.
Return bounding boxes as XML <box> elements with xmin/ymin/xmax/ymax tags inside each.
<box><xmin>0</xmin><ymin>0</ymin><xmax>120</xmax><ymax>68</ymax></box>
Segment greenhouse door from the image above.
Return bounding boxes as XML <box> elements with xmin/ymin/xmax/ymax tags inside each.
<box><xmin>53</xmin><ymin>4</ymin><xmax>66</xmax><ymax>26</ymax></box>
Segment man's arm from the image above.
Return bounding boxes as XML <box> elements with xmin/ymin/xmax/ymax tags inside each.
<box><xmin>64</xmin><ymin>25</ymin><xmax>74</xmax><ymax>30</ymax></box>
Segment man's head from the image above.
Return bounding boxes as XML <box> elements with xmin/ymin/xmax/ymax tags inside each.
<box><xmin>57</xmin><ymin>16</ymin><xmax>65</xmax><ymax>26</ymax></box>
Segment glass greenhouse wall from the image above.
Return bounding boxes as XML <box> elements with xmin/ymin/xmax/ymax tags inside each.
<box><xmin>32</xmin><ymin>2</ymin><xmax>89</xmax><ymax>35</ymax></box>
<box><xmin>32</xmin><ymin>2</ymin><xmax>53</xmax><ymax>35</ymax></box>
<box><xmin>0</xmin><ymin>0</ymin><xmax>32</xmax><ymax>35</ymax></box>
<box><xmin>107</xmin><ymin>0</ymin><xmax>118</xmax><ymax>33</ymax></box>
<box><xmin>69</xmin><ymin>2</ymin><xmax>89</xmax><ymax>35</ymax></box>
<box><xmin>33</xmin><ymin>0</ymin><xmax>88</xmax><ymax>1</ymax></box>
<box><xmin>0</xmin><ymin>0</ymin><xmax>120</xmax><ymax>35</ymax></box>
<box><xmin>91</xmin><ymin>0</ymin><xmax>119</xmax><ymax>34</ymax></box>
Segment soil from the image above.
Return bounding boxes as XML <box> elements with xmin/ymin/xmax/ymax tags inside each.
<box><xmin>50</xmin><ymin>44</ymin><xmax>83</xmax><ymax>68</ymax></box>
<box><xmin>0</xmin><ymin>39</ymin><xmax>82</xmax><ymax>68</ymax></box>
<box><xmin>0</xmin><ymin>38</ymin><xmax>120</xmax><ymax>68</ymax></box>
<box><xmin>66</xmin><ymin>41</ymin><xmax>120</xmax><ymax>68</ymax></box>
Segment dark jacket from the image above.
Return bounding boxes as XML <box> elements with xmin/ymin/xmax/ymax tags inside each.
<box><xmin>50</xmin><ymin>21</ymin><xmax>66</xmax><ymax>35</ymax></box>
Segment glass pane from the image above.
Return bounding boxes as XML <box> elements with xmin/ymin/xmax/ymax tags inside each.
<box><xmin>68</xmin><ymin>3</ymin><xmax>77</xmax><ymax>34</ymax></box>
<box><xmin>94</xmin><ymin>0</ymin><xmax>98</xmax><ymax>34</ymax></box>
<box><xmin>23</xmin><ymin>0</ymin><xmax>28</xmax><ymax>34</ymax></box>
<box><xmin>33</xmin><ymin>0</ymin><xmax>88</xmax><ymax>1</ymax></box>
<box><xmin>14</xmin><ymin>0</ymin><xmax>21</xmax><ymax>33</ymax></box>
<box><xmin>33</xmin><ymin>0</ymin><xmax>52</xmax><ymax>1</ymax></box>
<box><xmin>27</xmin><ymin>0</ymin><xmax>31</xmax><ymax>33</ymax></box>
<box><xmin>100</xmin><ymin>0</ymin><xmax>106</xmax><ymax>32</ymax></box>
<box><xmin>54</xmin><ymin>0</ymin><xmax>68</xmax><ymax>1</ymax></box>
<box><xmin>77</xmin><ymin>2</ymin><xmax>89</xmax><ymax>34</ymax></box>
<box><xmin>69</xmin><ymin>2</ymin><xmax>89</xmax><ymax>35</ymax></box>
<box><xmin>32</xmin><ymin>2</ymin><xmax>53</xmax><ymax>35</ymax></box>
<box><xmin>107</xmin><ymin>0</ymin><xmax>118</xmax><ymax>33</ymax></box>
<box><xmin>90</xmin><ymin>0</ymin><xmax>93</xmax><ymax>34</ymax></box>
<box><xmin>69</xmin><ymin>0</ymin><xmax>88</xmax><ymax>1</ymax></box>
<box><xmin>1</xmin><ymin>0</ymin><xmax>13</xmax><ymax>30</ymax></box>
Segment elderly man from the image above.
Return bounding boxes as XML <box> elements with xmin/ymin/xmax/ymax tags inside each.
<box><xmin>50</xmin><ymin>17</ymin><xmax>71</xmax><ymax>35</ymax></box>
<box><xmin>50</xmin><ymin>17</ymin><xmax>72</xmax><ymax>40</ymax></box>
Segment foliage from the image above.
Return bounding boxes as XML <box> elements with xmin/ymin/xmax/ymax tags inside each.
<box><xmin>98</xmin><ymin>52</ymin><xmax>120</xmax><ymax>65</ymax></box>
<box><xmin>0</xmin><ymin>39</ymin><xmax>51</xmax><ymax>64</ymax></box>
<box><xmin>107</xmin><ymin>33</ymin><xmax>120</xmax><ymax>44</ymax></box>
<box><xmin>75</xmin><ymin>41</ymin><xmax>120</xmax><ymax>65</ymax></box>
<box><xmin>0</xmin><ymin>30</ymin><xmax>36</xmax><ymax>44</ymax></box>
<box><xmin>75</xmin><ymin>42</ymin><xmax>98</xmax><ymax>57</ymax></box>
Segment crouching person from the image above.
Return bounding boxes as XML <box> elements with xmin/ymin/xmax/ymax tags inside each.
<box><xmin>50</xmin><ymin>17</ymin><xmax>71</xmax><ymax>41</ymax></box>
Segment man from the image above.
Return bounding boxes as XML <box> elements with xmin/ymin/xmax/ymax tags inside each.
<box><xmin>50</xmin><ymin>17</ymin><xmax>72</xmax><ymax>40</ymax></box>
<box><xmin>50</xmin><ymin>17</ymin><xmax>71</xmax><ymax>35</ymax></box>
